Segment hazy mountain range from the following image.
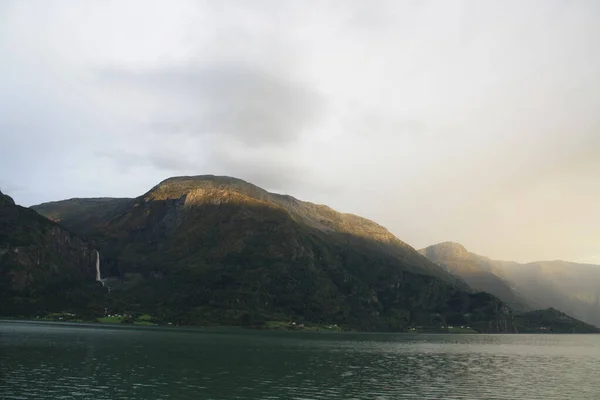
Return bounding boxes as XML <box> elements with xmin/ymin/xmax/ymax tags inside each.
<box><xmin>1</xmin><ymin>175</ymin><xmax>598</xmax><ymax>333</ymax></box>
<box><xmin>420</xmin><ymin>242</ymin><xmax>600</xmax><ymax>327</ymax></box>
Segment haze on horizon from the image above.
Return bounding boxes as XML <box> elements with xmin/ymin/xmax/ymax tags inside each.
<box><xmin>0</xmin><ymin>0</ymin><xmax>598</xmax><ymax>264</ymax></box>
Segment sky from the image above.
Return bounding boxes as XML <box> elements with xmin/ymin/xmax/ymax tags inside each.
<box><xmin>1</xmin><ymin>0</ymin><xmax>599</xmax><ymax>263</ymax></box>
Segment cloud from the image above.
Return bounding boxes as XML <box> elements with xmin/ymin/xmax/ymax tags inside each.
<box><xmin>205</xmin><ymin>143</ymin><xmax>307</xmax><ymax>190</ymax></box>
<box><xmin>95</xmin><ymin>149</ymin><xmax>198</xmax><ymax>173</ymax></box>
<box><xmin>93</xmin><ymin>59</ymin><xmax>328</xmax><ymax>195</ymax></box>
<box><xmin>0</xmin><ymin>179</ymin><xmax>24</xmax><ymax>196</ymax></box>
<box><xmin>102</xmin><ymin>62</ymin><xmax>325</xmax><ymax>147</ymax></box>
<box><xmin>1</xmin><ymin>0</ymin><xmax>599</xmax><ymax>263</ymax></box>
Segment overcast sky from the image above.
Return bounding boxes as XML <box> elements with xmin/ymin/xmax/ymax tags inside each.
<box><xmin>1</xmin><ymin>0</ymin><xmax>599</xmax><ymax>263</ymax></box>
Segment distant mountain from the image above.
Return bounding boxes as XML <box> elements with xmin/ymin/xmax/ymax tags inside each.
<box><xmin>419</xmin><ymin>242</ymin><xmax>531</xmax><ymax>311</ymax></box>
<box><xmin>30</xmin><ymin>175</ymin><xmax>515</xmax><ymax>332</ymax></box>
<box><xmin>420</xmin><ymin>242</ymin><xmax>600</xmax><ymax>327</ymax></box>
<box><xmin>496</xmin><ymin>260</ymin><xmax>600</xmax><ymax>327</ymax></box>
<box><xmin>0</xmin><ymin>190</ymin><xmax>101</xmax><ymax>317</ymax></box>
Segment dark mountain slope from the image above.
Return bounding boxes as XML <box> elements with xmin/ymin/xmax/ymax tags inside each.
<box><xmin>0</xmin><ymin>190</ymin><xmax>101</xmax><ymax>317</ymax></box>
<box><xmin>142</xmin><ymin>176</ymin><xmax>458</xmax><ymax>281</ymax></box>
<box><xmin>32</xmin><ymin>197</ymin><xmax>132</xmax><ymax>235</ymax></box>
<box><xmin>32</xmin><ymin>176</ymin><xmax>515</xmax><ymax>332</ymax></box>
<box><xmin>514</xmin><ymin>308</ymin><xmax>599</xmax><ymax>333</ymax></box>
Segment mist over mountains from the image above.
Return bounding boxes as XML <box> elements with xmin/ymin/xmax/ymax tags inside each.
<box><xmin>420</xmin><ymin>242</ymin><xmax>600</xmax><ymax>327</ymax></box>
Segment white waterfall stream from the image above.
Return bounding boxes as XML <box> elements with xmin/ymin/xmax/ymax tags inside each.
<box><xmin>95</xmin><ymin>250</ymin><xmax>105</xmax><ymax>287</ymax></box>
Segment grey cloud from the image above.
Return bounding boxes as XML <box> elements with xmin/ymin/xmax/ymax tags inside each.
<box><xmin>102</xmin><ymin>63</ymin><xmax>325</xmax><ymax>147</ymax></box>
<box><xmin>95</xmin><ymin>149</ymin><xmax>200</xmax><ymax>173</ymax></box>
<box><xmin>0</xmin><ymin>179</ymin><xmax>24</xmax><ymax>196</ymax></box>
<box><xmin>344</xmin><ymin>109</ymin><xmax>428</xmax><ymax>139</ymax></box>
<box><xmin>95</xmin><ymin>137</ymin><xmax>319</xmax><ymax>195</ymax></box>
<box><xmin>207</xmin><ymin>147</ymin><xmax>305</xmax><ymax>190</ymax></box>
<box><xmin>205</xmin><ymin>145</ymin><xmax>346</xmax><ymax>200</ymax></box>
<box><xmin>96</xmin><ymin>61</ymin><xmax>327</xmax><ymax>196</ymax></box>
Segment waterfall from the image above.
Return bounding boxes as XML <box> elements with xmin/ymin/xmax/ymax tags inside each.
<box><xmin>95</xmin><ymin>250</ymin><xmax>104</xmax><ymax>287</ymax></box>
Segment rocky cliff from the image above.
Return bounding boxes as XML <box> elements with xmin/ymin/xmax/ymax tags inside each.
<box><xmin>0</xmin><ymin>190</ymin><xmax>100</xmax><ymax>316</ymax></box>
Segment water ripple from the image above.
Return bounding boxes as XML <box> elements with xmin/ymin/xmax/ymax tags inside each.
<box><xmin>1</xmin><ymin>322</ymin><xmax>600</xmax><ymax>399</ymax></box>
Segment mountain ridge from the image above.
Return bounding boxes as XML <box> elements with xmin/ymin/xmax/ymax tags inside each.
<box><xmin>28</xmin><ymin>175</ymin><xmax>516</xmax><ymax>332</ymax></box>
<box><xmin>17</xmin><ymin>177</ymin><xmax>599</xmax><ymax>333</ymax></box>
<box><xmin>148</xmin><ymin>175</ymin><xmax>415</xmax><ymax>246</ymax></box>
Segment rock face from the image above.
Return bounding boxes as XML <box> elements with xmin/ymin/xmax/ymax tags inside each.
<box><xmin>421</xmin><ymin>242</ymin><xmax>600</xmax><ymax>328</ymax></box>
<box><xmin>0</xmin><ymin>190</ymin><xmax>99</xmax><ymax>316</ymax></box>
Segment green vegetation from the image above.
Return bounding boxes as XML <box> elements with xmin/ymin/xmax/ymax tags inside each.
<box><xmin>409</xmin><ymin>325</ymin><xmax>478</xmax><ymax>334</ymax></box>
<box><xmin>134</xmin><ymin>321</ymin><xmax>155</xmax><ymax>326</ymax></box>
<box><xmin>264</xmin><ymin>320</ymin><xmax>345</xmax><ymax>332</ymax></box>
<box><xmin>446</xmin><ymin>326</ymin><xmax>478</xmax><ymax>333</ymax></box>
<box><xmin>134</xmin><ymin>314</ymin><xmax>156</xmax><ymax>326</ymax></box>
<box><xmin>41</xmin><ymin>312</ymin><xmax>84</xmax><ymax>323</ymax></box>
<box><xmin>264</xmin><ymin>320</ymin><xmax>291</xmax><ymax>329</ymax></box>
<box><xmin>97</xmin><ymin>316</ymin><xmax>124</xmax><ymax>324</ymax></box>
<box><xmin>96</xmin><ymin>313</ymin><xmax>158</xmax><ymax>326</ymax></box>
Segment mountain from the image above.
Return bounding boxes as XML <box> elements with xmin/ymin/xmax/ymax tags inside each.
<box><xmin>0</xmin><ymin>190</ymin><xmax>102</xmax><ymax>317</ymax></box>
<box><xmin>32</xmin><ymin>197</ymin><xmax>132</xmax><ymax>235</ymax></box>
<box><xmin>30</xmin><ymin>175</ymin><xmax>515</xmax><ymax>332</ymax></box>
<box><xmin>419</xmin><ymin>242</ymin><xmax>531</xmax><ymax>311</ymax></box>
<box><xmin>496</xmin><ymin>260</ymin><xmax>600</xmax><ymax>327</ymax></box>
<box><xmin>420</xmin><ymin>242</ymin><xmax>600</xmax><ymax>327</ymax></box>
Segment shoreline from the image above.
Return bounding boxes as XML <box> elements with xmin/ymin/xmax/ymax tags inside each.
<box><xmin>3</xmin><ymin>318</ymin><xmax>595</xmax><ymax>335</ymax></box>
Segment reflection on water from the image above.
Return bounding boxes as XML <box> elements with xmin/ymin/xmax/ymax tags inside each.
<box><xmin>1</xmin><ymin>321</ymin><xmax>599</xmax><ymax>399</ymax></box>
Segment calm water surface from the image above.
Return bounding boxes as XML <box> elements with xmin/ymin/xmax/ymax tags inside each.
<box><xmin>1</xmin><ymin>321</ymin><xmax>599</xmax><ymax>399</ymax></box>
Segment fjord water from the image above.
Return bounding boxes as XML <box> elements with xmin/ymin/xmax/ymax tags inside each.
<box><xmin>1</xmin><ymin>321</ymin><xmax>599</xmax><ymax>400</ymax></box>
